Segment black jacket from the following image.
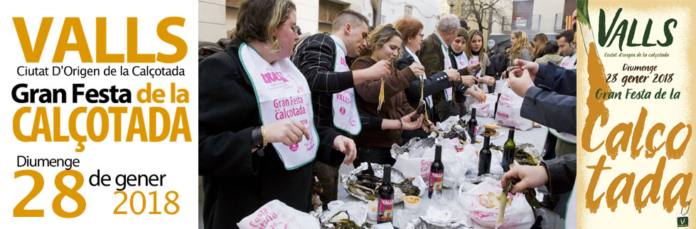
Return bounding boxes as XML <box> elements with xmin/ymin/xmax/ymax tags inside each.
<box><xmin>521</xmin><ymin>63</ymin><xmax>577</xmax><ymax>134</ymax></box>
<box><xmin>292</xmin><ymin>33</ymin><xmax>383</xmax><ymax>133</ymax></box>
<box><xmin>488</xmin><ymin>54</ymin><xmax>499</xmax><ymax>77</ymax></box>
<box><xmin>397</xmin><ymin>48</ymin><xmax>452</xmax><ymax>109</ymax></box>
<box><xmin>199</xmin><ymin>37</ymin><xmax>344</xmax><ymax>229</ymax></box>
<box><xmin>498</xmin><ymin>53</ymin><xmax>510</xmax><ymax>74</ymax></box>
<box><xmin>544</xmin><ymin>154</ymin><xmax>576</xmax><ymax>195</ymax></box>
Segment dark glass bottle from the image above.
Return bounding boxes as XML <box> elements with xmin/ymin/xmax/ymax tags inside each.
<box><xmin>478</xmin><ymin>136</ymin><xmax>492</xmax><ymax>176</ymax></box>
<box><xmin>429</xmin><ymin>144</ymin><xmax>444</xmax><ymax>199</ymax></box>
<box><xmin>502</xmin><ymin>129</ymin><xmax>516</xmax><ymax>172</ymax></box>
<box><xmin>493</xmin><ymin>93</ymin><xmax>501</xmax><ymax>119</ymax></box>
<box><xmin>378</xmin><ymin>165</ymin><xmax>394</xmax><ymax>224</ymax></box>
<box><xmin>468</xmin><ymin>108</ymin><xmax>478</xmax><ymax>140</ymax></box>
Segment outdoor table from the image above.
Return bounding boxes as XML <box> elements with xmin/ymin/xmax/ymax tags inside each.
<box><xmin>336</xmin><ymin>115</ymin><xmax>552</xmax><ymax>228</ymax></box>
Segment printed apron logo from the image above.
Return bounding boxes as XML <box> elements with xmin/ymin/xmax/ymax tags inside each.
<box><xmin>260</xmin><ymin>72</ymin><xmax>289</xmax><ymax>84</ymax></box>
<box><xmin>339</xmin><ymin>107</ymin><xmax>346</xmax><ymax>115</ymax></box>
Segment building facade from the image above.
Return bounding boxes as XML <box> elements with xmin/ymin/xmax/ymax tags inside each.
<box><xmin>439</xmin><ymin>0</ymin><xmax>574</xmax><ymax>52</ymax></box>
<box><xmin>199</xmin><ymin>0</ymin><xmax>441</xmax><ymax>43</ymax></box>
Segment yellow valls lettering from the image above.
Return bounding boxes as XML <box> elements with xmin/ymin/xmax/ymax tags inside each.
<box><xmin>13</xmin><ymin>17</ymin><xmax>186</xmax><ymax>63</ymax></box>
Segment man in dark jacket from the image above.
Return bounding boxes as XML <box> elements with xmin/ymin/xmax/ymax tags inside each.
<box><xmin>417</xmin><ymin>14</ymin><xmax>479</xmax><ymax>121</ymax></box>
<box><xmin>507</xmin><ymin>60</ymin><xmax>576</xmax><ymax>134</ymax></box>
<box><xmin>505</xmin><ymin>59</ymin><xmax>576</xmax><ymax>219</ymax></box>
<box><xmin>488</xmin><ymin>50</ymin><xmax>500</xmax><ymax>78</ymax></box>
<box><xmin>498</xmin><ymin>46</ymin><xmax>511</xmax><ymax>77</ymax></box>
<box><xmin>291</xmin><ymin>10</ymin><xmax>390</xmax><ymax>208</ymax></box>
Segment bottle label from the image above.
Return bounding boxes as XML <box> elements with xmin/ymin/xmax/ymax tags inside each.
<box><xmin>429</xmin><ymin>172</ymin><xmax>444</xmax><ymax>196</ymax></box>
<box><xmin>452</xmin><ymin>138</ymin><xmax>464</xmax><ymax>152</ymax></box>
<box><xmin>420</xmin><ymin>160</ymin><xmax>433</xmax><ymax>184</ymax></box>
<box><xmin>378</xmin><ymin>198</ymin><xmax>393</xmax><ymax>223</ymax></box>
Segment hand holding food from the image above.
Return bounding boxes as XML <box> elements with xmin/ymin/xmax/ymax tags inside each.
<box><xmin>479</xmin><ymin>76</ymin><xmax>496</xmax><ymax>86</ymax></box>
<box><xmin>466</xmin><ymin>62</ymin><xmax>481</xmax><ymax>74</ymax></box>
<box><xmin>444</xmin><ymin>68</ymin><xmax>460</xmax><ymax>81</ymax></box>
<box><xmin>401</xmin><ymin>110</ymin><xmax>424</xmax><ymax>130</ymax></box>
<box><xmin>501</xmin><ymin>165</ymin><xmax>549</xmax><ymax>193</ymax></box>
<box><xmin>265</xmin><ymin>119</ymin><xmax>310</xmax><ymax>146</ymax></box>
<box><xmin>409</xmin><ymin>62</ymin><xmax>425</xmax><ymax>76</ymax></box>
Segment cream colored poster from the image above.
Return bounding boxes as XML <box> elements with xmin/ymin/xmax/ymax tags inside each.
<box><xmin>577</xmin><ymin>0</ymin><xmax>694</xmax><ymax>228</ymax></box>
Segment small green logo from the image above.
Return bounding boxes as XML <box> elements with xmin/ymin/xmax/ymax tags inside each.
<box><xmin>677</xmin><ymin>216</ymin><xmax>688</xmax><ymax>227</ymax></box>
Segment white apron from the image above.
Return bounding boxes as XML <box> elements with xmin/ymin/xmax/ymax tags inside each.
<box><xmin>405</xmin><ymin>46</ymin><xmax>433</xmax><ymax>108</ymax></box>
<box><xmin>240</xmin><ymin>43</ymin><xmax>319</xmax><ymax>170</ymax></box>
<box><xmin>550</xmin><ymin>52</ymin><xmax>578</xmax><ymax>144</ymax></box>
<box><xmin>560</xmin><ymin>53</ymin><xmax>577</xmax><ymax>69</ymax></box>
<box><xmin>435</xmin><ymin>32</ymin><xmax>454</xmax><ymax>101</ymax></box>
<box><xmin>453</xmin><ymin>52</ymin><xmax>469</xmax><ymax>71</ymax></box>
<box><xmin>330</xmin><ymin>35</ymin><xmax>362</xmax><ymax>135</ymax></box>
<box><xmin>469</xmin><ymin>55</ymin><xmax>489</xmax><ymax>94</ymax></box>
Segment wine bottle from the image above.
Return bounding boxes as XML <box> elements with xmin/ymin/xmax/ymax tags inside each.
<box><xmin>493</xmin><ymin>93</ymin><xmax>501</xmax><ymax>119</ymax></box>
<box><xmin>478</xmin><ymin>136</ymin><xmax>492</xmax><ymax>176</ymax></box>
<box><xmin>429</xmin><ymin>144</ymin><xmax>444</xmax><ymax>199</ymax></box>
<box><xmin>468</xmin><ymin>108</ymin><xmax>478</xmax><ymax>140</ymax></box>
<box><xmin>378</xmin><ymin>165</ymin><xmax>394</xmax><ymax>224</ymax></box>
<box><xmin>502</xmin><ymin>129</ymin><xmax>516</xmax><ymax>172</ymax></box>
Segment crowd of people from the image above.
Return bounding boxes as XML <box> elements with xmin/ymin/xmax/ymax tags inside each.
<box><xmin>197</xmin><ymin>0</ymin><xmax>579</xmax><ymax>228</ymax></box>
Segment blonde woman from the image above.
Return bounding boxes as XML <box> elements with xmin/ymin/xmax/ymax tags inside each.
<box><xmin>351</xmin><ymin>24</ymin><xmax>426</xmax><ymax>166</ymax></box>
<box><xmin>199</xmin><ymin>0</ymin><xmax>357</xmax><ymax>226</ymax></box>
<box><xmin>532</xmin><ymin>33</ymin><xmax>548</xmax><ymax>61</ymax></box>
<box><xmin>509</xmin><ymin>30</ymin><xmax>533</xmax><ymax>61</ymax></box>
<box><xmin>503</xmin><ymin>30</ymin><xmax>534</xmax><ymax>79</ymax></box>
<box><xmin>464</xmin><ymin>30</ymin><xmax>496</xmax><ymax>93</ymax></box>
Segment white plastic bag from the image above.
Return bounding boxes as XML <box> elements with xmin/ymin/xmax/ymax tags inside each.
<box><xmin>494</xmin><ymin>80</ymin><xmax>505</xmax><ymax>94</ymax></box>
<box><xmin>393</xmin><ymin>147</ymin><xmax>435</xmax><ymax>182</ymax></box>
<box><xmin>460</xmin><ymin>180</ymin><xmax>534</xmax><ymax>229</ymax></box>
<box><xmin>393</xmin><ymin>139</ymin><xmax>478</xmax><ymax>188</ymax></box>
<box><xmin>468</xmin><ymin>93</ymin><xmax>498</xmax><ymax>118</ymax></box>
<box><xmin>238</xmin><ymin>199</ymin><xmax>320</xmax><ymax>229</ymax></box>
<box><xmin>321</xmin><ymin>201</ymin><xmax>368</xmax><ymax>226</ymax></box>
<box><xmin>494</xmin><ymin>81</ymin><xmax>533</xmax><ymax>130</ymax></box>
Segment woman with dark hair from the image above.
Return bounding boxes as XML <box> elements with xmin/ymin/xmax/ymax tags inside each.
<box><xmin>199</xmin><ymin>0</ymin><xmax>357</xmax><ymax>227</ymax></box>
<box><xmin>351</xmin><ymin>24</ymin><xmax>426</xmax><ymax>166</ymax></box>
<box><xmin>450</xmin><ymin>28</ymin><xmax>486</xmax><ymax>114</ymax></box>
<box><xmin>535</xmin><ymin>40</ymin><xmax>563</xmax><ymax>65</ymax></box>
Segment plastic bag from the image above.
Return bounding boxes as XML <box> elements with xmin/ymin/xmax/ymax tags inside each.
<box><xmin>494</xmin><ymin>80</ymin><xmax>505</xmax><ymax>94</ymax></box>
<box><xmin>394</xmin><ymin>139</ymin><xmax>478</xmax><ymax>188</ymax></box>
<box><xmin>468</xmin><ymin>93</ymin><xmax>498</xmax><ymax>118</ymax></box>
<box><xmin>460</xmin><ymin>180</ymin><xmax>534</xmax><ymax>229</ymax></box>
<box><xmin>321</xmin><ymin>201</ymin><xmax>368</xmax><ymax>226</ymax></box>
<box><xmin>494</xmin><ymin>81</ymin><xmax>533</xmax><ymax>130</ymax></box>
<box><xmin>238</xmin><ymin>199</ymin><xmax>320</xmax><ymax>229</ymax></box>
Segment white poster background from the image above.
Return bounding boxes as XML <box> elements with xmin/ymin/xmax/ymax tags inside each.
<box><xmin>0</xmin><ymin>0</ymin><xmax>198</xmax><ymax>228</ymax></box>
